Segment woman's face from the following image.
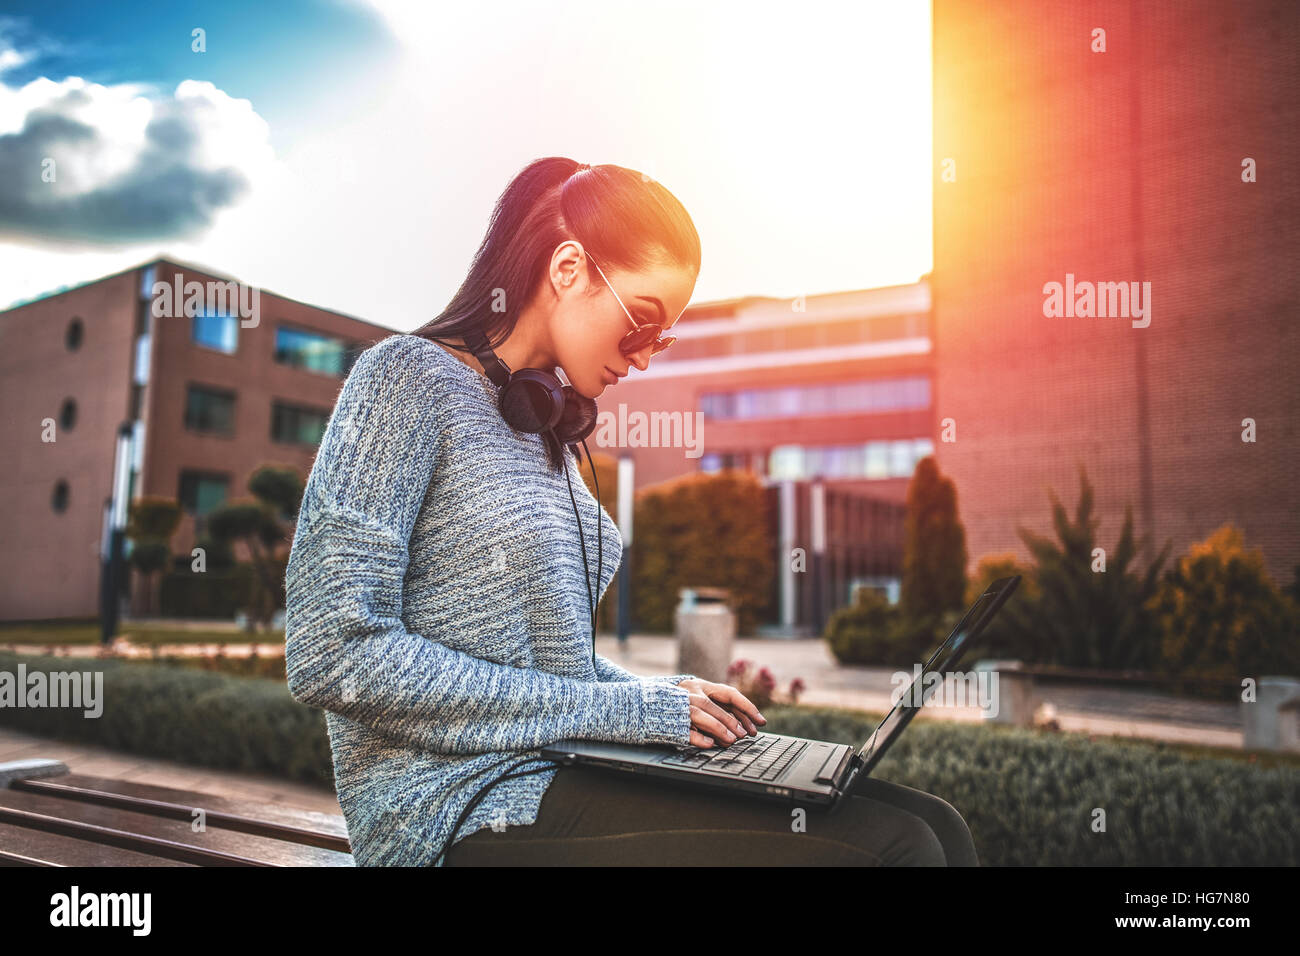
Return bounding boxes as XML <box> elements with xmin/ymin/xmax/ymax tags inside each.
<box><xmin>550</xmin><ymin>249</ymin><xmax>698</xmax><ymax>399</ymax></box>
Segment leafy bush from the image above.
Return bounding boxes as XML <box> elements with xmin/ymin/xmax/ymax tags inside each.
<box><xmin>1148</xmin><ymin>524</ymin><xmax>1300</xmax><ymax>682</ymax></box>
<box><xmin>630</xmin><ymin>470</ymin><xmax>775</xmax><ymax>635</ymax></box>
<box><xmin>823</xmin><ymin>588</ymin><xmax>954</xmax><ymax>667</ymax></box>
<box><xmin>965</xmin><ymin>553</ymin><xmax>1041</xmax><ymax>661</ymax></box>
<box><xmin>1014</xmin><ymin>465</ymin><xmax>1169</xmax><ymax>670</ymax></box>
<box><xmin>824</xmin><ymin>587</ymin><xmax>898</xmax><ymax>665</ymax></box>
<box><xmin>763</xmin><ymin>704</ymin><xmax>1300</xmax><ymax>865</ymax></box>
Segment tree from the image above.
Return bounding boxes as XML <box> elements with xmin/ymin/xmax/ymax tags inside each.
<box><xmin>126</xmin><ymin>497</ymin><xmax>181</xmax><ymax>616</ymax></box>
<box><xmin>901</xmin><ymin>456</ymin><xmax>967</xmax><ymax>620</ymax></box>
<box><xmin>1016</xmin><ymin>464</ymin><xmax>1169</xmax><ymax>670</ymax></box>
<box><xmin>206</xmin><ymin>465</ymin><xmax>304</xmax><ymax>631</ymax></box>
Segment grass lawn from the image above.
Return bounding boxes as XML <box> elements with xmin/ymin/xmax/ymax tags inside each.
<box><xmin>0</xmin><ymin>619</ymin><xmax>285</xmax><ymax>646</ymax></box>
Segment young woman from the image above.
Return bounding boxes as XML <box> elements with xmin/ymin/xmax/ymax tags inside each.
<box><xmin>283</xmin><ymin>157</ymin><xmax>978</xmax><ymax>866</ymax></box>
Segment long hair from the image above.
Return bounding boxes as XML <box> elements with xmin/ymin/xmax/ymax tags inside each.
<box><xmin>411</xmin><ymin>157</ymin><xmax>701</xmax><ymax>471</ymax></box>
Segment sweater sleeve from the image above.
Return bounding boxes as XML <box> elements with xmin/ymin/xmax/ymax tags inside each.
<box><xmin>283</xmin><ymin>336</ymin><xmax>693</xmax><ymax>754</ymax></box>
<box><xmin>593</xmin><ymin>653</ymin><xmax>696</xmax><ymax>689</ymax></box>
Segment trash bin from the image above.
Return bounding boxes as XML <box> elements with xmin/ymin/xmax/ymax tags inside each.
<box><xmin>676</xmin><ymin>587</ymin><xmax>736</xmax><ymax>683</ymax></box>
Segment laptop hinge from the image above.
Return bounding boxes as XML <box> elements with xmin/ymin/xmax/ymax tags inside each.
<box><xmin>815</xmin><ymin>746</ymin><xmax>855</xmax><ymax>785</ymax></box>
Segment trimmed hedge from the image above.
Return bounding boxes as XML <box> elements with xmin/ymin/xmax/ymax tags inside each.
<box><xmin>0</xmin><ymin>651</ymin><xmax>332</xmax><ymax>787</ymax></box>
<box><xmin>630</xmin><ymin>470</ymin><xmax>775</xmax><ymax>635</ymax></box>
<box><xmin>3</xmin><ymin>652</ymin><xmax>1296</xmax><ymax>864</ymax></box>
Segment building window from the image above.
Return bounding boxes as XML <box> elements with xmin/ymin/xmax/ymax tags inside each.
<box><xmin>699</xmin><ymin>451</ymin><xmax>747</xmax><ymax>473</ymax></box>
<box><xmin>185</xmin><ymin>385</ymin><xmax>237</xmax><ymax>435</ymax></box>
<box><xmin>179</xmin><ymin>472</ymin><xmax>229</xmax><ymax>519</ymax></box>
<box><xmin>766</xmin><ymin>438</ymin><xmax>933</xmax><ymax>480</ymax></box>
<box><xmin>66</xmin><ymin>317</ymin><xmax>84</xmax><ymax>351</ymax></box>
<box><xmin>700</xmin><ymin>376</ymin><xmax>931</xmax><ymax>421</ymax></box>
<box><xmin>51</xmin><ymin>479</ymin><xmax>69</xmax><ymax>513</ymax></box>
<box><xmin>192</xmin><ymin>311</ymin><xmax>238</xmax><ymax>354</ymax></box>
<box><xmin>139</xmin><ymin>265</ymin><xmax>157</xmax><ymax>299</ymax></box>
<box><xmin>274</xmin><ymin>326</ymin><xmax>354</xmax><ymax>377</ymax></box>
<box><xmin>59</xmin><ymin>398</ymin><xmax>77</xmax><ymax>430</ymax></box>
<box><xmin>133</xmin><ymin>332</ymin><xmax>151</xmax><ymax>385</ymax></box>
<box><xmin>271</xmin><ymin>401</ymin><xmax>329</xmax><ymax>445</ymax></box>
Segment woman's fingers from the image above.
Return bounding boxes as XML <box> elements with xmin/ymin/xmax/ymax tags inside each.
<box><xmin>706</xmin><ymin>685</ymin><xmax>766</xmax><ymax>727</ymax></box>
<box><xmin>689</xmin><ymin>698</ymin><xmax>740</xmax><ymax>743</ymax></box>
<box><xmin>699</xmin><ymin>694</ymin><xmax>752</xmax><ymax>739</ymax></box>
<box><xmin>727</xmin><ymin>706</ymin><xmax>758</xmax><ymax>736</ymax></box>
<box><xmin>689</xmin><ymin>729</ymin><xmax>717</xmax><ymax>748</ymax></box>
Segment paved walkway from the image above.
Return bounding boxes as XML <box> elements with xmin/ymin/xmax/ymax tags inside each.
<box><xmin>0</xmin><ymin>725</ymin><xmax>343</xmax><ymax>815</ymax></box>
<box><xmin>595</xmin><ymin>635</ymin><xmax>1244</xmax><ymax>749</ymax></box>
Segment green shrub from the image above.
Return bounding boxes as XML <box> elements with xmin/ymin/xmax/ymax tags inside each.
<box><xmin>631</xmin><ymin>470</ymin><xmax>775</xmax><ymax>635</ymax></box>
<box><xmin>763</xmin><ymin>704</ymin><xmax>1300</xmax><ymax>866</ymax></box>
<box><xmin>1149</xmin><ymin>524</ymin><xmax>1300</xmax><ymax>682</ymax></box>
<box><xmin>824</xmin><ymin>587</ymin><xmax>898</xmax><ymax>665</ymax></box>
<box><xmin>0</xmin><ymin>651</ymin><xmax>333</xmax><ymax>787</ymax></box>
<box><xmin>965</xmin><ymin>553</ymin><xmax>1041</xmax><ymax>661</ymax></box>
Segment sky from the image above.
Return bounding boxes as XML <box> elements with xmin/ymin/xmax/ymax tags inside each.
<box><xmin>0</xmin><ymin>0</ymin><xmax>932</xmax><ymax>332</ymax></box>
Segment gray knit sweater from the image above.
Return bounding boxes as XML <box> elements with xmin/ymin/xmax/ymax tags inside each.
<box><xmin>284</xmin><ymin>333</ymin><xmax>696</xmax><ymax>866</ymax></box>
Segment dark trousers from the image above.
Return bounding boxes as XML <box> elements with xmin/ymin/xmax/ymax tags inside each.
<box><xmin>444</xmin><ymin>765</ymin><xmax>979</xmax><ymax>866</ymax></box>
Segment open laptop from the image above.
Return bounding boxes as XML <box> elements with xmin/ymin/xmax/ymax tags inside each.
<box><xmin>542</xmin><ymin>576</ymin><xmax>1020</xmax><ymax>811</ymax></box>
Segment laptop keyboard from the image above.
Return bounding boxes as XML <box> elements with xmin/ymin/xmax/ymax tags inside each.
<box><xmin>659</xmin><ymin>734</ymin><xmax>808</xmax><ymax>781</ymax></box>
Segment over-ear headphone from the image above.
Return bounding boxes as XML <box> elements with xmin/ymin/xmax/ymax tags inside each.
<box><xmin>460</xmin><ymin>326</ymin><xmax>604</xmax><ymax>668</ymax></box>
<box><xmin>462</xmin><ymin>327</ymin><xmax>598</xmax><ymax>450</ymax></box>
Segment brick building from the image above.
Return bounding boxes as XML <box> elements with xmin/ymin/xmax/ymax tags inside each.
<box><xmin>602</xmin><ymin>282</ymin><xmax>935</xmax><ymax>504</ymax></box>
<box><xmin>0</xmin><ymin>258</ymin><xmax>392</xmax><ymax>620</ymax></box>
<box><xmin>931</xmin><ymin>0</ymin><xmax>1299</xmax><ymax>587</ymax></box>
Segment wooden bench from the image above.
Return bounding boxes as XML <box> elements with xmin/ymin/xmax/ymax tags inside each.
<box><xmin>0</xmin><ymin>758</ymin><xmax>354</xmax><ymax>867</ymax></box>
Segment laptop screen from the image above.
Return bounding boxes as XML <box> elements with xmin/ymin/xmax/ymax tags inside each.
<box><xmin>856</xmin><ymin>580</ymin><xmax>1011</xmax><ymax>766</ymax></box>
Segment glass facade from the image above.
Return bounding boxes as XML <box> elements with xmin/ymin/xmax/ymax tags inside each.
<box><xmin>271</xmin><ymin>401</ymin><xmax>329</xmax><ymax>445</ymax></box>
<box><xmin>759</xmin><ymin>438</ymin><xmax>935</xmax><ymax>480</ymax></box>
<box><xmin>700</xmin><ymin>377</ymin><xmax>930</xmax><ymax>420</ymax></box>
<box><xmin>274</xmin><ymin>326</ymin><xmax>354</xmax><ymax>377</ymax></box>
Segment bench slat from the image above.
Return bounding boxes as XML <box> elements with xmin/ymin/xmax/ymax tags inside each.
<box><xmin>0</xmin><ymin>821</ymin><xmax>197</xmax><ymax>867</ymax></box>
<box><xmin>14</xmin><ymin>773</ymin><xmax>350</xmax><ymax>852</ymax></box>
<box><xmin>0</xmin><ymin>789</ymin><xmax>354</xmax><ymax>867</ymax></box>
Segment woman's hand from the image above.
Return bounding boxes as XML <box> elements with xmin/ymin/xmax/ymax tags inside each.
<box><xmin>675</xmin><ymin>678</ymin><xmax>767</xmax><ymax>748</ymax></box>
